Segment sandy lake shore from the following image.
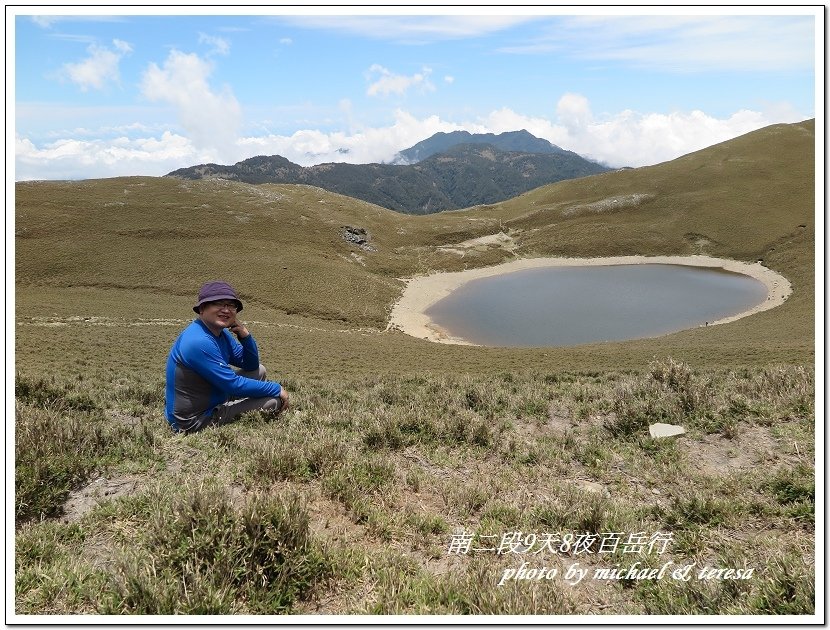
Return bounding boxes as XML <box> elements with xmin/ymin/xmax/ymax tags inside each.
<box><xmin>388</xmin><ymin>255</ymin><xmax>792</xmax><ymax>345</ymax></box>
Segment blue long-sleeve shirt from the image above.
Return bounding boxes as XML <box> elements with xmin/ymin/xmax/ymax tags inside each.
<box><xmin>165</xmin><ymin>319</ymin><xmax>282</xmax><ymax>430</ymax></box>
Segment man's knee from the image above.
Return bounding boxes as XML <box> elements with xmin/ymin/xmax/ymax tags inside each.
<box><xmin>235</xmin><ymin>364</ymin><xmax>267</xmax><ymax>381</ymax></box>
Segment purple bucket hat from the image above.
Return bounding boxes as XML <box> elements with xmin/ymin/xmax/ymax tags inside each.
<box><xmin>193</xmin><ymin>280</ymin><xmax>243</xmax><ymax>313</ymax></box>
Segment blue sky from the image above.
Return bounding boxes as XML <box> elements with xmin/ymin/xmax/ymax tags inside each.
<box><xmin>10</xmin><ymin>7</ymin><xmax>821</xmax><ymax>181</ymax></box>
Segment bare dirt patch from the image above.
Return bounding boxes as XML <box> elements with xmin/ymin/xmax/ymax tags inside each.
<box><xmin>436</xmin><ymin>231</ymin><xmax>518</xmax><ymax>257</ymax></box>
<box><xmin>105</xmin><ymin>409</ymin><xmax>144</xmax><ymax>427</ymax></box>
<box><xmin>683</xmin><ymin>425</ymin><xmax>779</xmax><ymax>476</ymax></box>
<box><xmin>548</xmin><ymin>402</ymin><xmax>580</xmax><ymax>434</ymax></box>
<box><xmin>562</xmin><ymin>193</ymin><xmax>655</xmax><ymax>216</ymax></box>
<box><xmin>61</xmin><ymin>475</ymin><xmax>143</xmax><ymax>523</ymax></box>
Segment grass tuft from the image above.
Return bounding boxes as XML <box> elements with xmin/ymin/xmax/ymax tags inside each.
<box><xmin>103</xmin><ymin>483</ymin><xmax>332</xmax><ymax>614</ymax></box>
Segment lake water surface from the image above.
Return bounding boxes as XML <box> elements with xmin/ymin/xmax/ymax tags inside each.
<box><xmin>425</xmin><ymin>264</ymin><xmax>768</xmax><ymax>347</ymax></box>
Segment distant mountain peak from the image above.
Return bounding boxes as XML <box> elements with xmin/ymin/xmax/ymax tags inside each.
<box><xmin>393</xmin><ymin>129</ymin><xmax>566</xmax><ymax>164</ymax></box>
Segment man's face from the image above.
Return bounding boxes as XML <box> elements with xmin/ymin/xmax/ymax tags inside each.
<box><xmin>199</xmin><ymin>300</ymin><xmax>238</xmax><ymax>331</ymax></box>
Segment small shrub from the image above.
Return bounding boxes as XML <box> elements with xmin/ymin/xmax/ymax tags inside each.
<box><xmin>404</xmin><ymin>510</ymin><xmax>448</xmax><ymax>537</ymax></box>
<box><xmin>479</xmin><ymin>502</ymin><xmax>522</xmax><ymax>529</ymax></box>
<box><xmin>405</xmin><ymin>469</ymin><xmax>422</xmax><ymax>493</ymax></box>
<box><xmin>606</xmin><ymin>381</ymin><xmax>664</xmax><ymax>438</ymax></box>
<box><xmin>322</xmin><ymin>457</ymin><xmax>396</xmax><ymax>518</ymax></box>
<box><xmin>250</xmin><ymin>434</ymin><xmax>348</xmax><ymax>482</ymax></box>
<box><xmin>250</xmin><ymin>439</ymin><xmax>312</xmax><ymax>481</ymax></box>
<box><xmin>440</xmin><ymin>409</ymin><xmax>494</xmax><ymax>447</ymax></box>
<box><xmin>528</xmin><ymin>486</ymin><xmax>612</xmax><ymax>535</ymax></box>
<box><xmin>15</xmin><ymin>373</ymin><xmax>99</xmax><ymax>412</ymax></box>
<box><xmin>444</xmin><ymin>483</ymin><xmax>490</xmax><ymax>518</ymax></box>
<box><xmin>654</xmin><ymin>493</ymin><xmax>734</xmax><ymax>529</ymax></box>
<box><xmin>750</xmin><ymin>552</ymin><xmax>815</xmax><ymax>614</ymax></box>
<box><xmin>765</xmin><ymin>464</ymin><xmax>814</xmax><ymax>525</ymax></box>
<box><xmin>104</xmin><ymin>484</ymin><xmax>332</xmax><ymax>614</ymax></box>
<box><xmin>362</xmin><ymin>413</ymin><xmax>406</xmax><ymax>450</ymax></box>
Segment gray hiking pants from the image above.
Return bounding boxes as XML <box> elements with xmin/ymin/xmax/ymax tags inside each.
<box><xmin>177</xmin><ymin>364</ymin><xmax>282</xmax><ymax>433</ymax></box>
<box><xmin>212</xmin><ymin>364</ymin><xmax>283</xmax><ymax>425</ymax></box>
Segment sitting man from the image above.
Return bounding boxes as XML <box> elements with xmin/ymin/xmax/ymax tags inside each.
<box><xmin>165</xmin><ymin>280</ymin><xmax>289</xmax><ymax>433</ymax></box>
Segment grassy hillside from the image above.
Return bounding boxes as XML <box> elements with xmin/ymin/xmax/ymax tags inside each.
<box><xmin>13</xmin><ymin>120</ymin><xmax>816</xmax><ymax>617</ymax></box>
<box><xmin>16</xmin><ymin>120</ymin><xmax>815</xmax><ymax>377</ymax></box>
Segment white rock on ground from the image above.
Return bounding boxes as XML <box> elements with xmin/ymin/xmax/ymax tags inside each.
<box><xmin>649</xmin><ymin>423</ymin><xmax>686</xmax><ymax>439</ymax></box>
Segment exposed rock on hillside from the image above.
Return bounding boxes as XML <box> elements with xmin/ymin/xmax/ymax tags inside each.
<box><xmin>342</xmin><ymin>226</ymin><xmax>376</xmax><ymax>251</ymax></box>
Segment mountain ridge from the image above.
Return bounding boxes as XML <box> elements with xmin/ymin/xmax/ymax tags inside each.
<box><xmin>166</xmin><ymin>131</ymin><xmax>611</xmax><ymax>214</ymax></box>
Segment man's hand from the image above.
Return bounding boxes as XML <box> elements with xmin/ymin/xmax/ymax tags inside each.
<box><xmin>278</xmin><ymin>388</ymin><xmax>290</xmax><ymax>412</ymax></box>
<box><xmin>227</xmin><ymin>316</ymin><xmax>249</xmax><ymax>339</ymax></box>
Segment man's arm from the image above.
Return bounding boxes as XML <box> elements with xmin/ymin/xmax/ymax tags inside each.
<box><xmin>179</xmin><ymin>330</ymin><xmax>281</xmax><ymax>400</ymax></box>
<box><xmin>227</xmin><ymin>320</ymin><xmax>289</xmax><ymax>410</ymax></box>
<box><xmin>225</xmin><ymin>316</ymin><xmax>260</xmax><ymax>371</ymax></box>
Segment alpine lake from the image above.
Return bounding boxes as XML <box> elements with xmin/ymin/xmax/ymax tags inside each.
<box><xmin>424</xmin><ymin>264</ymin><xmax>769</xmax><ymax>348</ymax></box>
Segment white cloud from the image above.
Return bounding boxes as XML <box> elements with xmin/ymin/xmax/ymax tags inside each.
<box><xmin>14</xmin><ymin>96</ymin><xmax>808</xmax><ymax>180</ymax></box>
<box><xmin>475</xmin><ymin>95</ymin><xmax>800</xmax><ymax>168</ymax></box>
<box><xmin>140</xmin><ymin>50</ymin><xmax>242</xmax><ymax>156</ymax></box>
<box><xmin>61</xmin><ymin>39</ymin><xmax>132</xmax><ymax>91</ymax></box>
<box><xmin>247</xmin><ymin>97</ymin><xmax>803</xmax><ymax>169</ymax></box>
<box><xmin>31</xmin><ymin>16</ymin><xmax>58</xmax><ymax>28</ymax></box>
<box><xmin>30</xmin><ymin>15</ymin><xmax>124</xmax><ymax>29</ymax></box>
<box><xmin>198</xmin><ymin>32</ymin><xmax>231</xmax><ymax>56</ymax></box>
<box><xmin>44</xmin><ymin>121</ymin><xmax>167</xmax><ymax>140</ymax></box>
<box><xmin>555</xmin><ymin>93</ymin><xmax>593</xmax><ymax>133</ymax></box>
<box><xmin>274</xmin><ymin>15</ymin><xmax>540</xmax><ymax>43</ymax></box>
<box><xmin>502</xmin><ymin>15</ymin><xmax>815</xmax><ymax>73</ymax></box>
<box><xmin>366</xmin><ymin>65</ymin><xmax>435</xmax><ymax>97</ymax></box>
<box><xmin>236</xmin><ymin>109</ymin><xmax>461</xmax><ymax>166</ymax></box>
<box><xmin>15</xmin><ymin>131</ymin><xmax>201</xmax><ymax>180</ymax></box>
<box><xmin>444</xmin><ymin>75</ymin><xmax>455</xmax><ymax>84</ymax></box>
